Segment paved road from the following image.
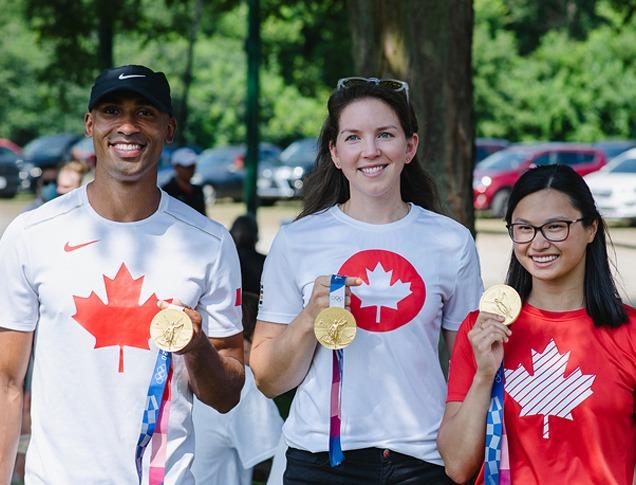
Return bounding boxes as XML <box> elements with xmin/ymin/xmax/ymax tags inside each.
<box><xmin>2</xmin><ymin>198</ymin><xmax>634</xmax><ymax>304</ymax></box>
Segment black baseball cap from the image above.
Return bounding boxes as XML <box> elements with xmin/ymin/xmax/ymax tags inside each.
<box><xmin>88</xmin><ymin>65</ymin><xmax>173</xmax><ymax>115</ymax></box>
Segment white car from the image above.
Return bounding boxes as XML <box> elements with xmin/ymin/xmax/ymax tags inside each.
<box><xmin>584</xmin><ymin>148</ymin><xmax>636</xmax><ymax>224</ymax></box>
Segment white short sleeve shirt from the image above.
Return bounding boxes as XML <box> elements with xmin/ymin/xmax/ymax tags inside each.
<box><xmin>0</xmin><ymin>186</ymin><xmax>243</xmax><ymax>484</ymax></box>
<box><xmin>258</xmin><ymin>204</ymin><xmax>483</xmax><ymax>464</ymax></box>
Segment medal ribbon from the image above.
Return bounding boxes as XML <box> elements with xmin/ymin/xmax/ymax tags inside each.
<box><xmin>135</xmin><ymin>349</ymin><xmax>172</xmax><ymax>484</ymax></box>
<box><xmin>484</xmin><ymin>364</ymin><xmax>510</xmax><ymax>485</ymax></box>
<box><xmin>328</xmin><ymin>274</ymin><xmax>346</xmax><ymax>467</ymax></box>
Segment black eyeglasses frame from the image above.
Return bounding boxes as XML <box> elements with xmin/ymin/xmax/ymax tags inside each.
<box><xmin>506</xmin><ymin>218</ymin><xmax>586</xmax><ymax>243</ymax></box>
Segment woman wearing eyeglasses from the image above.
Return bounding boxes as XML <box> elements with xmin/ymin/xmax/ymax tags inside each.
<box><xmin>438</xmin><ymin>164</ymin><xmax>635</xmax><ymax>484</ymax></box>
<box><xmin>250</xmin><ymin>77</ymin><xmax>483</xmax><ymax>484</ymax></box>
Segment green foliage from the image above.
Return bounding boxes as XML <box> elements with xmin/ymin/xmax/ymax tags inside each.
<box><xmin>260</xmin><ymin>0</ymin><xmax>351</xmax><ymax>95</ymax></box>
<box><xmin>474</xmin><ymin>0</ymin><xmax>636</xmax><ymax>142</ymax></box>
<box><xmin>0</xmin><ymin>2</ymin><xmax>85</xmax><ymax>144</ymax></box>
<box><xmin>2</xmin><ymin>0</ymin><xmax>636</xmax><ymax>150</ymax></box>
<box><xmin>500</xmin><ymin>0</ymin><xmax>603</xmax><ymax>54</ymax></box>
<box><xmin>113</xmin><ymin>5</ymin><xmax>327</xmax><ymax>149</ymax></box>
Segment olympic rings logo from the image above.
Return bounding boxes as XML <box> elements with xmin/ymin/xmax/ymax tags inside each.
<box><xmin>155</xmin><ymin>364</ymin><xmax>167</xmax><ymax>384</ymax></box>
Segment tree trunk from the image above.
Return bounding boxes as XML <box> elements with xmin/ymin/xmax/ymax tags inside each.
<box><xmin>347</xmin><ymin>0</ymin><xmax>475</xmax><ymax>233</ymax></box>
<box><xmin>176</xmin><ymin>0</ymin><xmax>203</xmax><ymax>144</ymax></box>
<box><xmin>95</xmin><ymin>0</ymin><xmax>116</xmax><ymax>70</ymax></box>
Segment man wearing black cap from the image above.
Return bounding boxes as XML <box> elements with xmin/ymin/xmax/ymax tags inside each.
<box><xmin>0</xmin><ymin>65</ymin><xmax>245</xmax><ymax>484</ymax></box>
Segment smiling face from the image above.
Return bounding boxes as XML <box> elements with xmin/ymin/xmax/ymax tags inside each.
<box><xmin>328</xmin><ymin>97</ymin><xmax>418</xmax><ymax>206</ymax></box>
<box><xmin>84</xmin><ymin>92</ymin><xmax>176</xmax><ymax>184</ymax></box>
<box><xmin>511</xmin><ymin>188</ymin><xmax>597</xmax><ymax>291</ymax></box>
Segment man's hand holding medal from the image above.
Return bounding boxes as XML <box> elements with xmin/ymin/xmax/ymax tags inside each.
<box><xmin>151</xmin><ymin>300</ymin><xmax>203</xmax><ymax>354</ymax></box>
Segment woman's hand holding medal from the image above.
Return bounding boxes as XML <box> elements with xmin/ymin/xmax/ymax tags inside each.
<box><xmin>306</xmin><ymin>275</ymin><xmax>362</xmax><ymax>350</ymax></box>
<box><xmin>305</xmin><ymin>275</ymin><xmax>362</xmax><ymax>320</ymax></box>
<box><xmin>468</xmin><ymin>285</ymin><xmax>520</xmax><ymax>379</ymax></box>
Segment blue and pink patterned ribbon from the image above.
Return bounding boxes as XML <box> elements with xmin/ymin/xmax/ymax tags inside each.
<box><xmin>330</xmin><ymin>348</ymin><xmax>345</xmax><ymax>466</ymax></box>
<box><xmin>135</xmin><ymin>349</ymin><xmax>172</xmax><ymax>484</ymax></box>
<box><xmin>327</xmin><ymin>274</ymin><xmax>346</xmax><ymax>467</ymax></box>
<box><xmin>485</xmin><ymin>364</ymin><xmax>510</xmax><ymax>485</ymax></box>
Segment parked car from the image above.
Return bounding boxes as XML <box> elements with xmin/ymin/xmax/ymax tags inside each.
<box><xmin>258</xmin><ymin>137</ymin><xmax>318</xmax><ymax>204</ymax></box>
<box><xmin>584</xmin><ymin>148</ymin><xmax>636</xmax><ymax>224</ymax></box>
<box><xmin>0</xmin><ymin>138</ymin><xmax>22</xmax><ymax>156</ymax></box>
<box><xmin>475</xmin><ymin>138</ymin><xmax>510</xmax><ymax>164</ymax></box>
<box><xmin>0</xmin><ymin>146</ymin><xmax>21</xmax><ymax>198</ymax></box>
<box><xmin>474</xmin><ymin>143</ymin><xmax>607</xmax><ymax>217</ymax></box>
<box><xmin>22</xmin><ymin>133</ymin><xmax>83</xmax><ymax>191</ymax></box>
<box><xmin>592</xmin><ymin>140</ymin><xmax>636</xmax><ymax>161</ymax></box>
<box><xmin>191</xmin><ymin>143</ymin><xmax>282</xmax><ymax>205</ymax></box>
<box><xmin>70</xmin><ymin>137</ymin><xmax>96</xmax><ymax>167</ymax></box>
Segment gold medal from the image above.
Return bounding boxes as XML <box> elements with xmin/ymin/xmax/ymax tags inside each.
<box><xmin>150</xmin><ymin>308</ymin><xmax>194</xmax><ymax>352</ymax></box>
<box><xmin>479</xmin><ymin>284</ymin><xmax>522</xmax><ymax>326</ymax></box>
<box><xmin>314</xmin><ymin>307</ymin><xmax>357</xmax><ymax>350</ymax></box>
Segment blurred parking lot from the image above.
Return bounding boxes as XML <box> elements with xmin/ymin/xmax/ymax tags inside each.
<box><xmin>3</xmin><ymin>197</ymin><xmax>633</xmax><ymax>305</ymax></box>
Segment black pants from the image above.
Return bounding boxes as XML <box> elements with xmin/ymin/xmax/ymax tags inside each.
<box><xmin>283</xmin><ymin>447</ymin><xmax>456</xmax><ymax>485</ymax></box>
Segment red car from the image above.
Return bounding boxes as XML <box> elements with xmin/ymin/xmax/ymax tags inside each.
<box><xmin>0</xmin><ymin>138</ymin><xmax>22</xmax><ymax>155</ymax></box>
<box><xmin>474</xmin><ymin>143</ymin><xmax>607</xmax><ymax>217</ymax></box>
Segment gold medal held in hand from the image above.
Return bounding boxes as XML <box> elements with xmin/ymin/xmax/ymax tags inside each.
<box><xmin>150</xmin><ymin>308</ymin><xmax>194</xmax><ymax>352</ymax></box>
<box><xmin>479</xmin><ymin>284</ymin><xmax>522</xmax><ymax>326</ymax></box>
<box><xmin>314</xmin><ymin>307</ymin><xmax>357</xmax><ymax>350</ymax></box>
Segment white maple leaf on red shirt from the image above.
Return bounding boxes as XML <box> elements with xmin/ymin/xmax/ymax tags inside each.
<box><xmin>504</xmin><ymin>339</ymin><xmax>596</xmax><ymax>439</ymax></box>
<box><xmin>351</xmin><ymin>262</ymin><xmax>412</xmax><ymax>323</ymax></box>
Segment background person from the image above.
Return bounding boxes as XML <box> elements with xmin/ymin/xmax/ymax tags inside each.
<box><xmin>24</xmin><ymin>159</ymin><xmax>87</xmax><ymax>211</ymax></box>
<box><xmin>230</xmin><ymin>213</ymin><xmax>266</xmax><ymax>295</ymax></box>
<box><xmin>0</xmin><ymin>64</ymin><xmax>244</xmax><ymax>484</ymax></box>
<box><xmin>438</xmin><ymin>164</ymin><xmax>635</xmax><ymax>484</ymax></box>
<box><xmin>161</xmin><ymin>146</ymin><xmax>206</xmax><ymax>215</ymax></box>
<box><xmin>250</xmin><ymin>77</ymin><xmax>483</xmax><ymax>484</ymax></box>
<box><xmin>191</xmin><ymin>291</ymin><xmax>283</xmax><ymax>485</ymax></box>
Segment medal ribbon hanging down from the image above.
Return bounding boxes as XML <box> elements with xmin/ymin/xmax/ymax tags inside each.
<box><xmin>327</xmin><ymin>274</ymin><xmax>347</xmax><ymax>467</ymax></box>
<box><xmin>135</xmin><ymin>349</ymin><xmax>172</xmax><ymax>485</ymax></box>
<box><xmin>484</xmin><ymin>364</ymin><xmax>510</xmax><ymax>485</ymax></box>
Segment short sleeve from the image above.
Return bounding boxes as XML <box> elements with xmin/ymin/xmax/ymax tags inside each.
<box><xmin>198</xmin><ymin>230</ymin><xmax>243</xmax><ymax>338</ymax></box>
<box><xmin>257</xmin><ymin>227</ymin><xmax>304</xmax><ymax>324</ymax></box>
<box><xmin>446</xmin><ymin>311</ymin><xmax>479</xmax><ymax>402</ymax></box>
<box><xmin>442</xmin><ymin>230</ymin><xmax>483</xmax><ymax>331</ymax></box>
<box><xmin>0</xmin><ymin>215</ymin><xmax>39</xmax><ymax>331</ymax></box>
<box><xmin>228</xmin><ymin>371</ymin><xmax>283</xmax><ymax>468</ymax></box>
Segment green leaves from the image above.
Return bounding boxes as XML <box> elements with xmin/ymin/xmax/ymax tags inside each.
<box><xmin>2</xmin><ymin>0</ymin><xmax>636</xmax><ymax>148</ymax></box>
<box><xmin>474</xmin><ymin>1</ymin><xmax>636</xmax><ymax>142</ymax></box>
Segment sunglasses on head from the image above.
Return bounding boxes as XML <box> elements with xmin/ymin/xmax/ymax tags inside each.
<box><xmin>336</xmin><ymin>77</ymin><xmax>410</xmax><ymax>102</ymax></box>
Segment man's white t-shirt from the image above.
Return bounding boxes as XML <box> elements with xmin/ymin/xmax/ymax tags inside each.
<box><xmin>191</xmin><ymin>367</ymin><xmax>282</xmax><ymax>485</ymax></box>
<box><xmin>258</xmin><ymin>204</ymin><xmax>483</xmax><ymax>465</ymax></box>
<box><xmin>0</xmin><ymin>186</ymin><xmax>243</xmax><ymax>484</ymax></box>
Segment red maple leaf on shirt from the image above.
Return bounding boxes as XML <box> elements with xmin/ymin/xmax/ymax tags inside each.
<box><xmin>72</xmin><ymin>263</ymin><xmax>160</xmax><ymax>373</ymax></box>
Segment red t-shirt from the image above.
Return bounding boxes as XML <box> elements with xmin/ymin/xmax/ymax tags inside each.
<box><xmin>447</xmin><ymin>303</ymin><xmax>636</xmax><ymax>485</ymax></box>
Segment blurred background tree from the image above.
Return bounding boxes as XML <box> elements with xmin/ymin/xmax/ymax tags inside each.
<box><xmin>347</xmin><ymin>0</ymin><xmax>474</xmax><ymax>226</ymax></box>
<box><xmin>1</xmin><ymin>0</ymin><xmax>636</xmax><ymax>221</ymax></box>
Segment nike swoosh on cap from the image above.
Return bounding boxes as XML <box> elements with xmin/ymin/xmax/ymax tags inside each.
<box><xmin>118</xmin><ymin>73</ymin><xmax>146</xmax><ymax>80</ymax></box>
<box><xmin>64</xmin><ymin>240</ymin><xmax>100</xmax><ymax>252</ymax></box>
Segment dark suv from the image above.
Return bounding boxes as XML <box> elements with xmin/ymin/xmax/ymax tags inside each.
<box><xmin>0</xmin><ymin>146</ymin><xmax>21</xmax><ymax>198</ymax></box>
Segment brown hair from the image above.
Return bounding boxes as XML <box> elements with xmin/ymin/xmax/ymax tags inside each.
<box><xmin>298</xmin><ymin>82</ymin><xmax>440</xmax><ymax>219</ymax></box>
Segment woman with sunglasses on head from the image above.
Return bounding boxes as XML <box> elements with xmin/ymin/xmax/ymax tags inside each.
<box><xmin>438</xmin><ymin>164</ymin><xmax>635</xmax><ymax>484</ymax></box>
<box><xmin>250</xmin><ymin>77</ymin><xmax>483</xmax><ymax>484</ymax></box>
